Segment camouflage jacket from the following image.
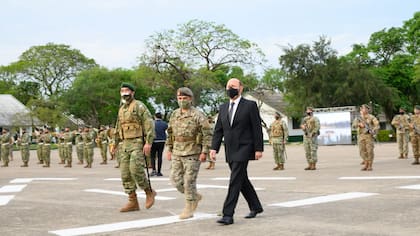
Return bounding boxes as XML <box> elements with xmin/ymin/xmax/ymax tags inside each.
<box><xmin>18</xmin><ymin>133</ymin><xmax>31</xmax><ymax>146</ymax></box>
<box><xmin>391</xmin><ymin>114</ymin><xmax>410</xmax><ymax>134</ymax></box>
<box><xmin>352</xmin><ymin>114</ymin><xmax>379</xmax><ymax>136</ymax></box>
<box><xmin>166</xmin><ymin>107</ymin><xmax>213</xmax><ymax>156</ymax></box>
<box><xmin>301</xmin><ymin>115</ymin><xmax>320</xmax><ymax>137</ymax></box>
<box><xmin>410</xmin><ymin>115</ymin><xmax>420</xmax><ymax>136</ymax></box>
<box><xmin>269</xmin><ymin>119</ymin><xmax>288</xmax><ymax>143</ymax></box>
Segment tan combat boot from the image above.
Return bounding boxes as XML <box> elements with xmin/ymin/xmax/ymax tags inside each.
<box><xmin>399</xmin><ymin>154</ymin><xmax>404</xmax><ymax>159</ymax></box>
<box><xmin>310</xmin><ymin>163</ymin><xmax>317</xmax><ymax>170</ymax></box>
<box><xmin>304</xmin><ymin>163</ymin><xmax>312</xmax><ymax>170</ymax></box>
<box><xmin>179</xmin><ymin>201</ymin><xmax>194</xmax><ymax>219</ymax></box>
<box><xmin>412</xmin><ymin>156</ymin><xmax>420</xmax><ymax>165</ymax></box>
<box><xmin>100</xmin><ymin>160</ymin><xmax>107</xmax><ymax>165</ymax></box>
<box><xmin>120</xmin><ymin>192</ymin><xmax>140</xmax><ymax>212</ymax></box>
<box><xmin>361</xmin><ymin>160</ymin><xmax>368</xmax><ymax>171</ymax></box>
<box><xmin>1</xmin><ymin>162</ymin><xmax>9</xmax><ymax>167</ymax></box>
<box><xmin>43</xmin><ymin>161</ymin><xmax>50</xmax><ymax>168</ymax></box>
<box><xmin>367</xmin><ymin>161</ymin><xmax>373</xmax><ymax>171</ymax></box>
<box><xmin>144</xmin><ymin>188</ymin><xmax>156</xmax><ymax>209</ymax></box>
<box><xmin>192</xmin><ymin>193</ymin><xmax>202</xmax><ymax>211</ymax></box>
<box><xmin>209</xmin><ymin>162</ymin><xmax>215</xmax><ymax>169</ymax></box>
<box><xmin>59</xmin><ymin>160</ymin><xmax>65</xmax><ymax>164</ymax></box>
<box><xmin>279</xmin><ymin>163</ymin><xmax>284</xmax><ymax>170</ymax></box>
<box><xmin>205</xmin><ymin>162</ymin><xmax>212</xmax><ymax>169</ymax></box>
<box><xmin>20</xmin><ymin>162</ymin><xmax>28</xmax><ymax>167</ymax></box>
<box><xmin>64</xmin><ymin>162</ymin><xmax>72</xmax><ymax>168</ymax></box>
<box><xmin>273</xmin><ymin>164</ymin><xmax>281</xmax><ymax>170</ymax></box>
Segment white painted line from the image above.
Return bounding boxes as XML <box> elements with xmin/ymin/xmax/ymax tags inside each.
<box><xmin>10</xmin><ymin>178</ymin><xmax>77</xmax><ymax>183</ymax></box>
<box><xmin>84</xmin><ymin>189</ymin><xmax>175</xmax><ymax>200</ymax></box>
<box><xmin>0</xmin><ymin>195</ymin><xmax>15</xmax><ymax>206</ymax></box>
<box><xmin>398</xmin><ymin>184</ymin><xmax>420</xmax><ymax>190</ymax></box>
<box><xmin>197</xmin><ymin>184</ymin><xmax>264</xmax><ymax>191</ymax></box>
<box><xmin>212</xmin><ymin>177</ymin><xmax>296</xmax><ymax>181</ymax></box>
<box><xmin>339</xmin><ymin>176</ymin><xmax>420</xmax><ymax>180</ymax></box>
<box><xmin>0</xmin><ymin>185</ymin><xmax>27</xmax><ymax>193</ymax></box>
<box><xmin>105</xmin><ymin>178</ymin><xmax>170</xmax><ymax>181</ymax></box>
<box><xmin>269</xmin><ymin>192</ymin><xmax>378</xmax><ymax>207</ymax></box>
<box><xmin>49</xmin><ymin>212</ymin><xmax>217</xmax><ymax>236</ymax></box>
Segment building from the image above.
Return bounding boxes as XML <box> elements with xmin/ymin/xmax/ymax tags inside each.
<box><xmin>0</xmin><ymin>94</ymin><xmax>41</xmax><ymax>133</ymax></box>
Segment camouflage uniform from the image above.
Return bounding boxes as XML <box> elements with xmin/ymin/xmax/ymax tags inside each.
<box><xmin>115</xmin><ymin>98</ymin><xmax>155</xmax><ymax>193</ymax></box>
<box><xmin>0</xmin><ymin>130</ymin><xmax>11</xmax><ymax>167</ymax></box>
<box><xmin>97</xmin><ymin>128</ymin><xmax>108</xmax><ymax>164</ymax></box>
<box><xmin>107</xmin><ymin>127</ymin><xmax>116</xmax><ymax>161</ymax></box>
<box><xmin>410</xmin><ymin>107</ymin><xmax>420</xmax><ymax>164</ymax></box>
<box><xmin>75</xmin><ymin>129</ymin><xmax>84</xmax><ymax>164</ymax></box>
<box><xmin>63</xmin><ymin>130</ymin><xmax>74</xmax><ymax>167</ymax></box>
<box><xmin>269</xmin><ymin>117</ymin><xmax>288</xmax><ymax>170</ymax></box>
<box><xmin>391</xmin><ymin>112</ymin><xmax>410</xmax><ymax>158</ymax></box>
<box><xmin>81</xmin><ymin>127</ymin><xmax>95</xmax><ymax>168</ymax></box>
<box><xmin>18</xmin><ymin>131</ymin><xmax>31</xmax><ymax>167</ymax></box>
<box><xmin>57</xmin><ymin>131</ymin><xmax>65</xmax><ymax>164</ymax></box>
<box><xmin>35</xmin><ymin>130</ymin><xmax>44</xmax><ymax>164</ymax></box>
<box><xmin>301</xmin><ymin>113</ymin><xmax>320</xmax><ymax>169</ymax></box>
<box><xmin>40</xmin><ymin>131</ymin><xmax>52</xmax><ymax>167</ymax></box>
<box><xmin>166</xmin><ymin>107</ymin><xmax>212</xmax><ymax>201</ymax></box>
<box><xmin>352</xmin><ymin>112</ymin><xmax>379</xmax><ymax>170</ymax></box>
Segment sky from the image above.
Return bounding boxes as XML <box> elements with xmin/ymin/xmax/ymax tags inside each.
<box><xmin>0</xmin><ymin>0</ymin><xmax>418</xmax><ymax>72</ymax></box>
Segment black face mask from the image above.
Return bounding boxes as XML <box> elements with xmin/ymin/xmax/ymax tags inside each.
<box><xmin>400</xmin><ymin>112</ymin><xmax>405</xmax><ymax>115</ymax></box>
<box><xmin>307</xmin><ymin>112</ymin><xmax>312</xmax><ymax>116</ymax></box>
<box><xmin>227</xmin><ymin>88</ymin><xmax>239</xmax><ymax>99</ymax></box>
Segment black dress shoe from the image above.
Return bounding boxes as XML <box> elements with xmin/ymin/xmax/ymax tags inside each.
<box><xmin>244</xmin><ymin>209</ymin><xmax>263</xmax><ymax>219</ymax></box>
<box><xmin>217</xmin><ymin>216</ymin><xmax>234</xmax><ymax>225</ymax></box>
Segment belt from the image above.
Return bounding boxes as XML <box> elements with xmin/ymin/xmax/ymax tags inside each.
<box><xmin>1</xmin><ymin>143</ymin><xmax>10</xmax><ymax>146</ymax></box>
<box><xmin>174</xmin><ymin>136</ymin><xmax>195</xmax><ymax>142</ymax></box>
<box><xmin>66</xmin><ymin>142</ymin><xmax>73</xmax><ymax>145</ymax></box>
<box><xmin>43</xmin><ymin>143</ymin><xmax>51</xmax><ymax>145</ymax></box>
<box><xmin>21</xmin><ymin>143</ymin><xmax>29</xmax><ymax>145</ymax></box>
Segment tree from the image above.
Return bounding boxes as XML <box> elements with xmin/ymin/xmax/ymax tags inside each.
<box><xmin>9</xmin><ymin>43</ymin><xmax>97</xmax><ymax>97</ymax></box>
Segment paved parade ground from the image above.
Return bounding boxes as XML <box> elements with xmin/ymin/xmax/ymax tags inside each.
<box><xmin>1</xmin><ymin>143</ymin><xmax>420</xmax><ymax>236</ymax></box>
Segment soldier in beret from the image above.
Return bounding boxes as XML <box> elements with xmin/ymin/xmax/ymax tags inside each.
<box><xmin>409</xmin><ymin>105</ymin><xmax>420</xmax><ymax>164</ymax></box>
<box><xmin>111</xmin><ymin>82</ymin><xmax>156</xmax><ymax>212</ymax></box>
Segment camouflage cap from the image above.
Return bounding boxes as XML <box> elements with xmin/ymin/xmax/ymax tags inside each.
<box><xmin>177</xmin><ymin>87</ymin><xmax>193</xmax><ymax>97</ymax></box>
<box><xmin>306</xmin><ymin>107</ymin><xmax>314</xmax><ymax>111</ymax></box>
<box><xmin>399</xmin><ymin>107</ymin><xmax>406</xmax><ymax>111</ymax></box>
<box><xmin>415</xmin><ymin>105</ymin><xmax>420</xmax><ymax>110</ymax></box>
<box><xmin>361</xmin><ymin>104</ymin><xmax>370</xmax><ymax>110</ymax></box>
<box><xmin>121</xmin><ymin>82</ymin><xmax>135</xmax><ymax>91</ymax></box>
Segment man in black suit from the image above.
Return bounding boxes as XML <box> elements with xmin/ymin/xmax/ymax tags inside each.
<box><xmin>210</xmin><ymin>78</ymin><xmax>264</xmax><ymax>225</ymax></box>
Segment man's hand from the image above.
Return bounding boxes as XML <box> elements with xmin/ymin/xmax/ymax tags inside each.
<box><xmin>143</xmin><ymin>143</ymin><xmax>151</xmax><ymax>156</ymax></box>
<box><xmin>199</xmin><ymin>153</ymin><xmax>207</xmax><ymax>162</ymax></box>
<box><xmin>255</xmin><ymin>151</ymin><xmax>263</xmax><ymax>160</ymax></box>
<box><xmin>166</xmin><ymin>151</ymin><xmax>172</xmax><ymax>161</ymax></box>
<box><xmin>209</xmin><ymin>149</ymin><xmax>217</xmax><ymax>161</ymax></box>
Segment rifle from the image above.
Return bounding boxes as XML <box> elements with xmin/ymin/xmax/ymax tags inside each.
<box><xmin>357</xmin><ymin>117</ymin><xmax>376</xmax><ymax>135</ymax></box>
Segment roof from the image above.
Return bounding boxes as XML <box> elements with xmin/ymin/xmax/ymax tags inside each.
<box><xmin>0</xmin><ymin>94</ymin><xmax>40</xmax><ymax>127</ymax></box>
<box><xmin>246</xmin><ymin>90</ymin><xmax>288</xmax><ymax>114</ymax></box>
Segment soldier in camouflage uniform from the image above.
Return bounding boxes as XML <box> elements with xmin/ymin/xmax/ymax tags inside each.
<box><xmin>57</xmin><ymin>129</ymin><xmax>65</xmax><ymax>164</ymax></box>
<box><xmin>111</xmin><ymin>82</ymin><xmax>156</xmax><ymax>212</ymax></box>
<box><xmin>17</xmin><ymin>128</ymin><xmax>31</xmax><ymax>167</ymax></box>
<box><xmin>41</xmin><ymin>128</ymin><xmax>53</xmax><ymax>168</ymax></box>
<box><xmin>75</xmin><ymin>128</ymin><xmax>84</xmax><ymax>165</ymax></box>
<box><xmin>409</xmin><ymin>105</ymin><xmax>420</xmax><ymax>165</ymax></box>
<box><xmin>97</xmin><ymin>126</ymin><xmax>108</xmax><ymax>165</ymax></box>
<box><xmin>391</xmin><ymin>107</ymin><xmax>410</xmax><ymax>159</ymax></box>
<box><xmin>81</xmin><ymin>126</ymin><xmax>95</xmax><ymax>168</ymax></box>
<box><xmin>1</xmin><ymin>128</ymin><xmax>12</xmax><ymax>167</ymax></box>
<box><xmin>269</xmin><ymin>112</ymin><xmax>288</xmax><ymax>170</ymax></box>
<box><xmin>352</xmin><ymin>104</ymin><xmax>380</xmax><ymax>171</ymax></box>
<box><xmin>62</xmin><ymin>127</ymin><xmax>74</xmax><ymax>168</ymax></box>
<box><xmin>107</xmin><ymin>126</ymin><xmax>116</xmax><ymax>161</ymax></box>
<box><xmin>300</xmin><ymin>107</ymin><xmax>320</xmax><ymax>170</ymax></box>
<box><xmin>34</xmin><ymin>129</ymin><xmax>44</xmax><ymax>164</ymax></box>
<box><xmin>166</xmin><ymin>87</ymin><xmax>213</xmax><ymax>220</ymax></box>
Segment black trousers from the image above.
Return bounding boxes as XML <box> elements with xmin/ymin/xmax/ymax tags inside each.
<box><xmin>150</xmin><ymin>142</ymin><xmax>165</xmax><ymax>173</ymax></box>
<box><xmin>222</xmin><ymin>161</ymin><xmax>262</xmax><ymax>217</ymax></box>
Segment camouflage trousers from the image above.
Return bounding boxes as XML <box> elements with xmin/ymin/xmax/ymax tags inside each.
<box><xmin>76</xmin><ymin>144</ymin><xmax>84</xmax><ymax>163</ymax></box>
<box><xmin>37</xmin><ymin>144</ymin><xmax>43</xmax><ymax>162</ymax></box>
<box><xmin>59</xmin><ymin>144</ymin><xmax>65</xmax><ymax>162</ymax></box>
<box><xmin>41</xmin><ymin>144</ymin><xmax>51</xmax><ymax>163</ymax></box>
<box><xmin>99</xmin><ymin>142</ymin><xmax>107</xmax><ymax>161</ymax></box>
<box><xmin>303</xmin><ymin>136</ymin><xmax>318</xmax><ymax>164</ymax></box>
<box><xmin>170</xmin><ymin>154</ymin><xmax>201</xmax><ymax>201</ymax></box>
<box><xmin>83</xmin><ymin>142</ymin><xmax>94</xmax><ymax>164</ymax></box>
<box><xmin>64</xmin><ymin>143</ymin><xmax>73</xmax><ymax>163</ymax></box>
<box><xmin>20</xmin><ymin>144</ymin><xmax>30</xmax><ymax>163</ymax></box>
<box><xmin>272</xmin><ymin>140</ymin><xmax>286</xmax><ymax>164</ymax></box>
<box><xmin>411</xmin><ymin>134</ymin><xmax>420</xmax><ymax>158</ymax></box>
<box><xmin>396</xmin><ymin>132</ymin><xmax>409</xmax><ymax>155</ymax></box>
<box><xmin>358</xmin><ymin>134</ymin><xmax>375</xmax><ymax>161</ymax></box>
<box><xmin>119</xmin><ymin>139</ymin><xmax>149</xmax><ymax>194</ymax></box>
<box><xmin>1</xmin><ymin>144</ymin><xmax>10</xmax><ymax>164</ymax></box>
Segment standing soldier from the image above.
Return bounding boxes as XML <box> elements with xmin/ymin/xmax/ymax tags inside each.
<box><xmin>57</xmin><ymin>129</ymin><xmax>65</xmax><ymax>164</ymax></box>
<box><xmin>352</xmin><ymin>104</ymin><xmax>380</xmax><ymax>171</ymax></box>
<box><xmin>75</xmin><ymin>128</ymin><xmax>84</xmax><ymax>165</ymax></box>
<box><xmin>97</xmin><ymin>125</ymin><xmax>108</xmax><ymax>165</ymax></box>
<box><xmin>166</xmin><ymin>87</ymin><xmax>212</xmax><ymax>219</ymax></box>
<box><xmin>1</xmin><ymin>128</ymin><xmax>11</xmax><ymax>167</ymax></box>
<box><xmin>34</xmin><ymin>129</ymin><xmax>44</xmax><ymax>164</ymax></box>
<box><xmin>391</xmin><ymin>107</ymin><xmax>410</xmax><ymax>159</ymax></box>
<box><xmin>41</xmin><ymin>128</ymin><xmax>52</xmax><ymax>168</ymax></box>
<box><xmin>17</xmin><ymin>128</ymin><xmax>31</xmax><ymax>167</ymax></box>
<box><xmin>300</xmin><ymin>107</ymin><xmax>320</xmax><ymax>170</ymax></box>
<box><xmin>107</xmin><ymin>126</ymin><xmax>116</xmax><ymax>160</ymax></box>
<box><xmin>269</xmin><ymin>112</ymin><xmax>288</xmax><ymax>170</ymax></box>
<box><xmin>110</xmin><ymin>82</ymin><xmax>156</xmax><ymax>212</ymax></box>
<box><xmin>409</xmin><ymin>105</ymin><xmax>420</xmax><ymax>165</ymax></box>
<box><xmin>63</xmin><ymin>127</ymin><xmax>74</xmax><ymax>168</ymax></box>
<box><xmin>81</xmin><ymin>126</ymin><xmax>95</xmax><ymax>168</ymax></box>
<box><xmin>204</xmin><ymin>116</ymin><xmax>216</xmax><ymax>170</ymax></box>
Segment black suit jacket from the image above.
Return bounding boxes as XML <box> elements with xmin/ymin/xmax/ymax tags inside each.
<box><xmin>211</xmin><ymin>97</ymin><xmax>264</xmax><ymax>162</ymax></box>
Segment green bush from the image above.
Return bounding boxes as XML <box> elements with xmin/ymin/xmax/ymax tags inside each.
<box><xmin>376</xmin><ymin>130</ymin><xmax>395</xmax><ymax>142</ymax></box>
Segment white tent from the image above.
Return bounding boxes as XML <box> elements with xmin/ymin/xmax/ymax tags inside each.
<box><xmin>0</xmin><ymin>94</ymin><xmax>41</xmax><ymax>128</ymax></box>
